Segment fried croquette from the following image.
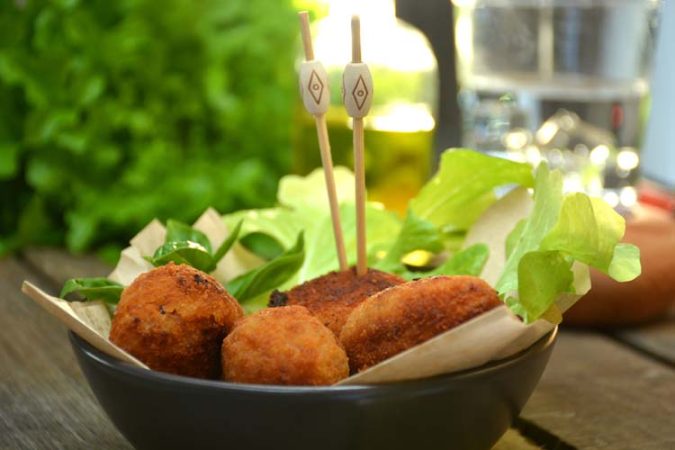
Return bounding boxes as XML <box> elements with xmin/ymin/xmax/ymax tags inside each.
<box><xmin>268</xmin><ymin>267</ymin><xmax>405</xmax><ymax>336</ymax></box>
<box><xmin>340</xmin><ymin>275</ymin><xmax>501</xmax><ymax>372</ymax></box>
<box><xmin>221</xmin><ymin>306</ymin><xmax>349</xmax><ymax>385</ymax></box>
<box><xmin>110</xmin><ymin>263</ymin><xmax>243</xmax><ymax>379</ymax></box>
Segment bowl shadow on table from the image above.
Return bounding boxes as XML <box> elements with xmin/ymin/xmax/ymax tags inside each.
<box><xmin>70</xmin><ymin>328</ymin><xmax>557</xmax><ymax>450</ymax></box>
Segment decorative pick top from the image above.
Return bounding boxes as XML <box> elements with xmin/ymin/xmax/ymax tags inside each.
<box><xmin>343</xmin><ymin>64</ymin><xmax>373</xmax><ymax>118</ymax></box>
<box><xmin>300</xmin><ymin>60</ymin><xmax>330</xmax><ymax>116</ymax></box>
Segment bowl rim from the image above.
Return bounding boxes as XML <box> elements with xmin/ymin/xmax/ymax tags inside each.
<box><xmin>70</xmin><ymin>326</ymin><xmax>557</xmax><ymax>394</ymax></box>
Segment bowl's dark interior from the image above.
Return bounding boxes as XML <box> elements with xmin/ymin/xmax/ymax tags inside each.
<box><xmin>71</xmin><ymin>329</ymin><xmax>556</xmax><ymax>450</ymax></box>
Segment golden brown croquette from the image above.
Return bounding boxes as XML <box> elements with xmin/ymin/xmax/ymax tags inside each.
<box><xmin>268</xmin><ymin>267</ymin><xmax>405</xmax><ymax>337</ymax></box>
<box><xmin>339</xmin><ymin>275</ymin><xmax>501</xmax><ymax>372</ymax></box>
<box><xmin>110</xmin><ymin>263</ymin><xmax>243</xmax><ymax>379</ymax></box>
<box><xmin>221</xmin><ymin>306</ymin><xmax>349</xmax><ymax>385</ymax></box>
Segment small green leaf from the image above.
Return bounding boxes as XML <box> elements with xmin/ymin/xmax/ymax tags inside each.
<box><xmin>165</xmin><ymin>219</ymin><xmax>212</xmax><ymax>253</ymax></box>
<box><xmin>150</xmin><ymin>240</ymin><xmax>216</xmax><ymax>272</ymax></box>
<box><xmin>213</xmin><ymin>219</ymin><xmax>243</xmax><ymax>263</ymax></box>
<box><xmin>60</xmin><ymin>278</ymin><xmax>123</xmax><ymax>304</ymax></box>
<box><xmin>239</xmin><ymin>231</ymin><xmax>284</xmax><ymax>261</ymax></box>
<box><xmin>227</xmin><ymin>232</ymin><xmax>305</xmax><ymax>302</ymax></box>
<box><xmin>426</xmin><ymin>244</ymin><xmax>489</xmax><ymax>278</ymax></box>
<box><xmin>375</xmin><ymin>210</ymin><xmax>444</xmax><ymax>274</ymax></box>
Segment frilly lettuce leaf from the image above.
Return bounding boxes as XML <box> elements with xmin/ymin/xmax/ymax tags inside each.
<box><xmin>513</xmin><ymin>251</ymin><xmax>574</xmax><ymax>322</ymax></box>
<box><xmin>495</xmin><ymin>164</ymin><xmax>641</xmax><ymax>323</ymax></box>
<box><xmin>278</xmin><ymin>166</ymin><xmax>356</xmax><ymax>211</ymax></box>
<box><xmin>496</xmin><ymin>165</ymin><xmax>564</xmax><ymax>296</ymax></box>
<box><xmin>410</xmin><ymin>149</ymin><xmax>534</xmax><ymax>231</ymax></box>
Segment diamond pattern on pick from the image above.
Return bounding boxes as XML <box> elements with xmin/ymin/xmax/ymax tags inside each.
<box><xmin>307</xmin><ymin>70</ymin><xmax>324</xmax><ymax>105</ymax></box>
<box><xmin>351</xmin><ymin>75</ymin><xmax>369</xmax><ymax>110</ymax></box>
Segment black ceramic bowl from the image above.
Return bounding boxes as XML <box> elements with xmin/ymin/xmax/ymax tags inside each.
<box><xmin>70</xmin><ymin>329</ymin><xmax>556</xmax><ymax>450</ymax></box>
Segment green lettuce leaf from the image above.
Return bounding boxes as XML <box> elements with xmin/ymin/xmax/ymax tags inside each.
<box><xmin>223</xmin><ymin>169</ymin><xmax>402</xmax><ymax>291</ymax></box>
<box><xmin>494</xmin><ymin>164</ymin><xmax>641</xmax><ymax>323</ymax></box>
<box><xmin>226</xmin><ymin>232</ymin><xmax>305</xmax><ymax>303</ymax></box>
<box><xmin>212</xmin><ymin>219</ymin><xmax>243</xmax><ymax>262</ymax></box>
<box><xmin>150</xmin><ymin>241</ymin><xmax>216</xmax><ymax>273</ymax></box>
<box><xmin>277</xmin><ymin>166</ymin><xmax>355</xmax><ymax>211</ymax></box>
<box><xmin>425</xmin><ymin>244</ymin><xmax>489</xmax><ymax>278</ymax></box>
<box><xmin>147</xmin><ymin>218</ymin><xmax>242</xmax><ymax>273</ymax></box>
<box><xmin>496</xmin><ymin>164</ymin><xmax>564</xmax><ymax>296</ymax></box>
<box><xmin>540</xmin><ymin>194</ymin><xmax>623</xmax><ymax>270</ymax></box>
<box><xmin>294</xmin><ymin>202</ymin><xmax>401</xmax><ymax>284</ymax></box>
<box><xmin>514</xmin><ymin>251</ymin><xmax>574</xmax><ymax>323</ymax></box>
<box><xmin>410</xmin><ymin>149</ymin><xmax>534</xmax><ymax>231</ymax></box>
<box><xmin>374</xmin><ymin>210</ymin><xmax>444</xmax><ymax>274</ymax></box>
<box><xmin>165</xmin><ymin>219</ymin><xmax>212</xmax><ymax>253</ymax></box>
<box><xmin>60</xmin><ymin>278</ymin><xmax>124</xmax><ymax>305</ymax></box>
<box><xmin>505</xmin><ymin>219</ymin><xmax>526</xmax><ymax>259</ymax></box>
<box><xmin>239</xmin><ymin>232</ymin><xmax>285</xmax><ymax>261</ymax></box>
<box><xmin>608</xmin><ymin>243</ymin><xmax>641</xmax><ymax>282</ymax></box>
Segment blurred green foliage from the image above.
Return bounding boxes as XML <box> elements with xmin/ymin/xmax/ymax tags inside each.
<box><xmin>0</xmin><ymin>0</ymin><xmax>297</xmax><ymax>258</ymax></box>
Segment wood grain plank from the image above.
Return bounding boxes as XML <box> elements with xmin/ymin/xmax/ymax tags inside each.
<box><xmin>522</xmin><ymin>329</ymin><xmax>675</xmax><ymax>450</ymax></box>
<box><xmin>22</xmin><ymin>247</ymin><xmax>111</xmax><ymax>287</ymax></box>
<box><xmin>0</xmin><ymin>257</ymin><xmax>131</xmax><ymax>450</ymax></box>
<box><xmin>613</xmin><ymin>307</ymin><xmax>675</xmax><ymax>366</ymax></box>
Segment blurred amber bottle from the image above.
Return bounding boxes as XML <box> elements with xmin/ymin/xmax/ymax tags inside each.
<box><xmin>293</xmin><ymin>0</ymin><xmax>438</xmax><ymax>215</ymax></box>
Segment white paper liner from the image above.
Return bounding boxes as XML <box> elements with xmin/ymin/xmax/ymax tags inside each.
<box><xmin>22</xmin><ymin>200</ymin><xmax>588</xmax><ymax>383</ymax></box>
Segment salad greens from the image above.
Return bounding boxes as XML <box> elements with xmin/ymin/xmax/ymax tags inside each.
<box><xmin>223</xmin><ymin>170</ymin><xmax>403</xmax><ymax>287</ymax></box>
<box><xmin>223</xmin><ymin>149</ymin><xmax>640</xmax><ymax>320</ymax></box>
<box><xmin>147</xmin><ymin>219</ymin><xmax>242</xmax><ymax>273</ymax></box>
<box><xmin>60</xmin><ymin>278</ymin><xmax>123</xmax><ymax>309</ymax></box>
<box><xmin>374</xmin><ymin>211</ymin><xmax>444</xmax><ymax>275</ymax></box>
<box><xmin>59</xmin><ymin>148</ymin><xmax>641</xmax><ymax>323</ymax></box>
<box><xmin>495</xmin><ymin>164</ymin><xmax>641</xmax><ymax>322</ymax></box>
<box><xmin>226</xmin><ymin>233</ymin><xmax>305</xmax><ymax>303</ymax></box>
<box><xmin>410</xmin><ymin>149</ymin><xmax>534</xmax><ymax>231</ymax></box>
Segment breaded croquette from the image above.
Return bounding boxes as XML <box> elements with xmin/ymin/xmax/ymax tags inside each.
<box><xmin>340</xmin><ymin>275</ymin><xmax>501</xmax><ymax>372</ymax></box>
<box><xmin>110</xmin><ymin>263</ymin><xmax>243</xmax><ymax>379</ymax></box>
<box><xmin>268</xmin><ymin>267</ymin><xmax>405</xmax><ymax>336</ymax></box>
<box><xmin>221</xmin><ymin>306</ymin><xmax>349</xmax><ymax>385</ymax></box>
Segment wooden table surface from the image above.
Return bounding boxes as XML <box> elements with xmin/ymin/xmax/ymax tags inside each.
<box><xmin>2</xmin><ymin>248</ymin><xmax>674</xmax><ymax>450</ymax></box>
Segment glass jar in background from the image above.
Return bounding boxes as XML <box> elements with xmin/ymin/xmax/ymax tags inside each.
<box><xmin>293</xmin><ymin>0</ymin><xmax>438</xmax><ymax>215</ymax></box>
<box><xmin>452</xmin><ymin>0</ymin><xmax>660</xmax><ymax>211</ymax></box>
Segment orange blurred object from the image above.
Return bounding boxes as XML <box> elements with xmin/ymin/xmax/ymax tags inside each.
<box><xmin>566</xmin><ymin>204</ymin><xmax>675</xmax><ymax>327</ymax></box>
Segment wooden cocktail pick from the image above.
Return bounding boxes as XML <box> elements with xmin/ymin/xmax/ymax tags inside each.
<box><xmin>343</xmin><ymin>15</ymin><xmax>373</xmax><ymax>276</ymax></box>
<box><xmin>298</xmin><ymin>11</ymin><xmax>348</xmax><ymax>272</ymax></box>
<box><xmin>21</xmin><ymin>281</ymin><xmax>148</xmax><ymax>369</ymax></box>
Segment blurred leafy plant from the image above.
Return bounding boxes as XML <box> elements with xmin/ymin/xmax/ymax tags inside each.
<box><xmin>0</xmin><ymin>0</ymin><xmax>297</xmax><ymax>257</ymax></box>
